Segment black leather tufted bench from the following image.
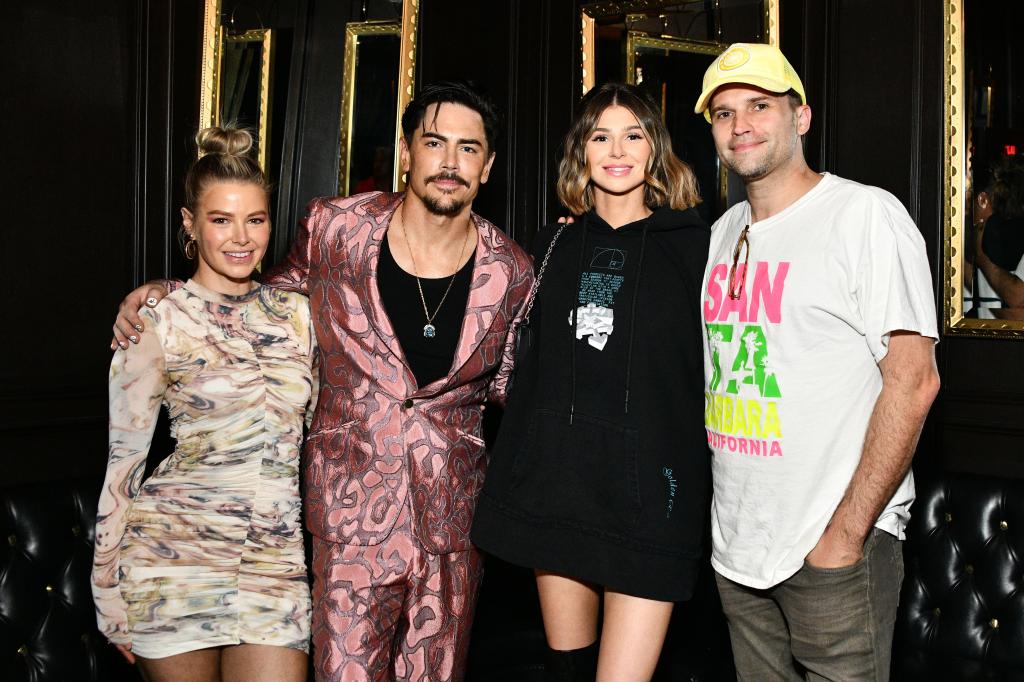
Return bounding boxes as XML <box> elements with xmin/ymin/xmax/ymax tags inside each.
<box><xmin>894</xmin><ymin>472</ymin><xmax>1024</xmax><ymax>681</ymax></box>
<box><xmin>0</xmin><ymin>478</ymin><xmax>136</xmax><ymax>682</ymax></box>
<box><xmin>4</xmin><ymin>471</ymin><xmax>1022</xmax><ymax>680</ymax></box>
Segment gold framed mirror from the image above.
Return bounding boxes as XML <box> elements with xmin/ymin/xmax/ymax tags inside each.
<box><xmin>198</xmin><ymin>0</ymin><xmax>274</xmax><ymax>172</ymax></box>
<box><xmin>625</xmin><ymin>34</ymin><xmax>729</xmax><ymax>211</ymax></box>
<box><xmin>581</xmin><ymin>0</ymin><xmax>779</xmax><ymax>95</ymax></box>
<box><xmin>338</xmin><ymin>22</ymin><xmax>401</xmax><ymax>196</ymax></box>
<box><xmin>943</xmin><ymin>0</ymin><xmax>1024</xmax><ymax>338</ymax></box>
<box><xmin>337</xmin><ymin>0</ymin><xmax>419</xmax><ymax>195</ymax></box>
<box><xmin>580</xmin><ymin>0</ymin><xmax>779</xmax><ymax>224</ymax></box>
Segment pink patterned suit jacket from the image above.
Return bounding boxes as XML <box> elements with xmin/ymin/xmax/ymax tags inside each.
<box><xmin>265</xmin><ymin>191</ymin><xmax>533</xmax><ymax>554</ymax></box>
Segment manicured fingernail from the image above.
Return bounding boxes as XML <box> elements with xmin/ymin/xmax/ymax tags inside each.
<box><xmin>134</xmin><ymin>324</ymin><xmax>143</xmax><ymax>332</ymax></box>
<box><xmin>119</xmin><ymin>342</ymin><xmax>127</xmax><ymax>349</ymax></box>
<box><xmin>129</xmin><ymin>335</ymin><xmax>138</xmax><ymax>344</ymax></box>
<box><xmin>146</xmin><ymin>297</ymin><xmax>157</xmax><ymax>307</ymax></box>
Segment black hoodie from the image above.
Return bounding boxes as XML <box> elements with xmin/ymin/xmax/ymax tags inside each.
<box><xmin>473</xmin><ymin>206</ymin><xmax>711</xmax><ymax>602</ymax></box>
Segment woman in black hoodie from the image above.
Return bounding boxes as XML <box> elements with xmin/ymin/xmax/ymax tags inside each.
<box><xmin>472</xmin><ymin>83</ymin><xmax>710</xmax><ymax>681</ymax></box>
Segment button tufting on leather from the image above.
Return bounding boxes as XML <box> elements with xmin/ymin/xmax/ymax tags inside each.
<box><xmin>895</xmin><ymin>473</ymin><xmax>1024</xmax><ymax>680</ymax></box>
<box><xmin>3</xmin><ymin>477</ymin><xmax>134</xmax><ymax>680</ymax></box>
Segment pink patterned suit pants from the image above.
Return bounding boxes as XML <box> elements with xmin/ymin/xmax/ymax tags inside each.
<box><xmin>311</xmin><ymin>503</ymin><xmax>484</xmax><ymax>681</ymax></box>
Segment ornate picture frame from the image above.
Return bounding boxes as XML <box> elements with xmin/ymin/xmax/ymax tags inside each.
<box><xmin>942</xmin><ymin>0</ymin><xmax>1024</xmax><ymax>338</ymax></box>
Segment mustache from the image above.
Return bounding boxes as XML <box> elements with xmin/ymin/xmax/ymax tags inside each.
<box><xmin>729</xmin><ymin>138</ymin><xmax>765</xmax><ymax>150</ymax></box>
<box><xmin>425</xmin><ymin>172</ymin><xmax>470</xmax><ymax>187</ymax></box>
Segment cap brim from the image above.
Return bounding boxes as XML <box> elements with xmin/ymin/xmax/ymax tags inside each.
<box><xmin>695</xmin><ymin>75</ymin><xmax>801</xmax><ymax>122</ymax></box>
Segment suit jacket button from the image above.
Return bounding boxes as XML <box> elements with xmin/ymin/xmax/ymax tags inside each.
<box><xmin>403</xmin><ymin>398</ymin><xmax>414</xmax><ymax>409</ymax></box>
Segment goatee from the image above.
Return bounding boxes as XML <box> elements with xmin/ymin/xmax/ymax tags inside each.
<box><xmin>423</xmin><ymin>195</ymin><xmax>466</xmax><ymax>217</ymax></box>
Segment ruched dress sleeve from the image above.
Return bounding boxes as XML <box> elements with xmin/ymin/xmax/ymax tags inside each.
<box><xmin>92</xmin><ymin>308</ymin><xmax>168</xmax><ymax>645</ymax></box>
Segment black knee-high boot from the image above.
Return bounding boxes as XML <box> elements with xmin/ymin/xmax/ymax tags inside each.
<box><xmin>543</xmin><ymin>641</ymin><xmax>599</xmax><ymax>682</ymax></box>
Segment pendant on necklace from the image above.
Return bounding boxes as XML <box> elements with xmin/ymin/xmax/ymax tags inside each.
<box><xmin>423</xmin><ymin>323</ymin><xmax>437</xmax><ymax>339</ymax></box>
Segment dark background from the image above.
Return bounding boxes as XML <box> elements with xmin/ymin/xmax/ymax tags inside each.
<box><xmin>1</xmin><ymin>0</ymin><xmax>1019</xmax><ymax>676</ymax></box>
<box><xmin>3</xmin><ymin>0</ymin><xmax>1015</xmax><ymax>485</ymax></box>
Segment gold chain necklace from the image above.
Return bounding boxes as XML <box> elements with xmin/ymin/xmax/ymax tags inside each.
<box><xmin>400</xmin><ymin>216</ymin><xmax>472</xmax><ymax>339</ymax></box>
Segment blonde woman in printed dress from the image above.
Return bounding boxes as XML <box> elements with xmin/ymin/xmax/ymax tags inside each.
<box><xmin>92</xmin><ymin>127</ymin><xmax>316</xmax><ymax>682</ymax></box>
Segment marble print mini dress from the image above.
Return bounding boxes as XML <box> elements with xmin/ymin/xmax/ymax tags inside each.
<box><xmin>92</xmin><ymin>279</ymin><xmax>317</xmax><ymax>659</ymax></box>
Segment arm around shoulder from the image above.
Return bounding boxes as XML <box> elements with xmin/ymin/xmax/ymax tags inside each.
<box><xmin>110</xmin><ymin>279</ymin><xmax>183</xmax><ymax>349</ymax></box>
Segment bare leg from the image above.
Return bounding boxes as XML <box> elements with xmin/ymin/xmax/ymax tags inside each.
<box><xmin>221</xmin><ymin>643</ymin><xmax>308</xmax><ymax>682</ymax></box>
<box><xmin>535</xmin><ymin>570</ymin><xmax>600</xmax><ymax>649</ymax></box>
<box><xmin>596</xmin><ymin>590</ymin><xmax>673</xmax><ymax>682</ymax></box>
<box><xmin>135</xmin><ymin>648</ymin><xmax>221</xmax><ymax>682</ymax></box>
<box><xmin>536</xmin><ymin>571</ymin><xmax>601</xmax><ymax>681</ymax></box>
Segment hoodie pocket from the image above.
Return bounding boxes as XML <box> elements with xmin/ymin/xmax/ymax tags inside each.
<box><xmin>510</xmin><ymin>408</ymin><xmax>640</xmax><ymax>535</ymax></box>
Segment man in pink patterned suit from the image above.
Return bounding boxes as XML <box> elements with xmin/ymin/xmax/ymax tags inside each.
<box><xmin>113</xmin><ymin>82</ymin><xmax>533</xmax><ymax>681</ymax></box>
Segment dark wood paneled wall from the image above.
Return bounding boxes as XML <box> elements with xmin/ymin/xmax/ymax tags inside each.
<box><xmin>3</xmin><ymin>0</ymin><xmax>1018</xmax><ymax>485</ymax></box>
<box><xmin>2</xmin><ymin>3</ymin><xmax>1019</xmax><ymax>681</ymax></box>
<box><xmin>780</xmin><ymin>0</ymin><xmax>1022</xmax><ymax>478</ymax></box>
<box><xmin>2</xmin><ymin>1</ymin><xmax>202</xmax><ymax>484</ymax></box>
<box><xmin>0</xmin><ymin>0</ymin><xmax>356</xmax><ymax>485</ymax></box>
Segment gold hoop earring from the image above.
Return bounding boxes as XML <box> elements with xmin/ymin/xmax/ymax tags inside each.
<box><xmin>184</xmin><ymin>235</ymin><xmax>197</xmax><ymax>260</ymax></box>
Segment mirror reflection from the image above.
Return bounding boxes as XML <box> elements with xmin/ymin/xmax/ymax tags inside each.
<box><xmin>337</xmin><ymin>0</ymin><xmax>419</xmax><ymax>196</ymax></box>
<box><xmin>339</xmin><ymin>24</ymin><xmax>401</xmax><ymax>196</ymax></box>
<box><xmin>199</xmin><ymin>0</ymin><xmax>297</xmax><ymax>188</ymax></box>
<box><xmin>961</xmin><ymin>2</ymin><xmax>1024</xmax><ymax>322</ymax></box>
<box><xmin>629</xmin><ymin>38</ymin><xmax>727</xmax><ymax>224</ymax></box>
<box><xmin>219</xmin><ymin>29</ymin><xmax>273</xmax><ymax>171</ymax></box>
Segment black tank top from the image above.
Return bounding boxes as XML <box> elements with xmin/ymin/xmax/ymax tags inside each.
<box><xmin>377</xmin><ymin>238</ymin><xmax>475</xmax><ymax>388</ymax></box>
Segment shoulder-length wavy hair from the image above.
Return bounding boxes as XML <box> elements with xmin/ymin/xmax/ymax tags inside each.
<box><xmin>556</xmin><ymin>82</ymin><xmax>701</xmax><ymax>215</ymax></box>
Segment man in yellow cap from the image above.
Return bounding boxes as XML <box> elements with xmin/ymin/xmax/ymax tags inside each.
<box><xmin>695</xmin><ymin>43</ymin><xmax>940</xmax><ymax>680</ymax></box>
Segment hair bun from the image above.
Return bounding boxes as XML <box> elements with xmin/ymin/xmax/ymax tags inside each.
<box><xmin>196</xmin><ymin>125</ymin><xmax>254</xmax><ymax>158</ymax></box>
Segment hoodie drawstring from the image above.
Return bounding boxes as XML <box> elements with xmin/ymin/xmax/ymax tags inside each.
<box><xmin>623</xmin><ymin>226</ymin><xmax>648</xmax><ymax>415</ymax></box>
<box><xmin>568</xmin><ymin>225</ymin><xmax>588</xmax><ymax>425</ymax></box>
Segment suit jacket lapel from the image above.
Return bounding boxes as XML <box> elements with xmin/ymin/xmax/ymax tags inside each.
<box><xmin>359</xmin><ymin>192</ymin><xmax>410</xmax><ymax>372</ymax></box>
<box><xmin>418</xmin><ymin>215</ymin><xmax>513</xmax><ymax>396</ymax></box>
<box><xmin>357</xmin><ymin>197</ymin><xmax>512</xmax><ymax>396</ymax></box>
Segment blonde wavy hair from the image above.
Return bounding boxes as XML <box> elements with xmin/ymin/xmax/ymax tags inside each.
<box><xmin>556</xmin><ymin>83</ymin><xmax>701</xmax><ymax>215</ymax></box>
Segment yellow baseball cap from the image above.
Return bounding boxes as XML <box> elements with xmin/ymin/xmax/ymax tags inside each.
<box><xmin>694</xmin><ymin>42</ymin><xmax>806</xmax><ymax>122</ymax></box>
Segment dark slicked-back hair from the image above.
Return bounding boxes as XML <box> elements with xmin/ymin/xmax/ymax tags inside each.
<box><xmin>400</xmin><ymin>80</ymin><xmax>501</xmax><ymax>153</ymax></box>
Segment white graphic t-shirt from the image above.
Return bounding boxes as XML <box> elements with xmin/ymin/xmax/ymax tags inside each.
<box><xmin>702</xmin><ymin>173</ymin><xmax>939</xmax><ymax>589</ymax></box>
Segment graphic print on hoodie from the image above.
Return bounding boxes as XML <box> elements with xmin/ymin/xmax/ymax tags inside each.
<box><xmin>469</xmin><ymin>205</ymin><xmax>713</xmax><ymax>603</ymax></box>
<box><xmin>572</xmin><ymin>246</ymin><xmax>628</xmax><ymax>351</ymax></box>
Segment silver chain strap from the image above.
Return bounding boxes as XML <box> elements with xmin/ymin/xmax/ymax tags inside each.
<box><xmin>522</xmin><ymin>222</ymin><xmax>569</xmax><ymax>325</ymax></box>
